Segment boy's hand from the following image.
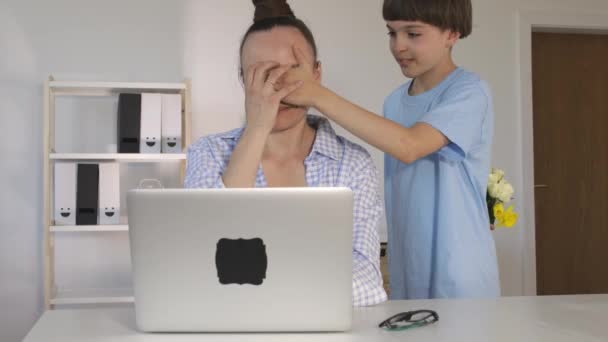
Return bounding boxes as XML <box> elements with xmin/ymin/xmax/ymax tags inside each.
<box><xmin>280</xmin><ymin>46</ymin><xmax>323</xmax><ymax>108</ymax></box>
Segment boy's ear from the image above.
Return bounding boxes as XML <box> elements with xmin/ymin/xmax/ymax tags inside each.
<box><xmin>446</xmin><ymin>30</ymin><xmax>461</xmax><ymax>48</ymax></box>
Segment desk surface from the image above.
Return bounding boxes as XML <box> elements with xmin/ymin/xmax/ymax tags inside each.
<box><xmin>24</xmin><ymin>295</ymin><xmax>608</xmax><ymax>342</ymax></box>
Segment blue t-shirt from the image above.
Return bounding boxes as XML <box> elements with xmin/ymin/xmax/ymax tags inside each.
<box><xmin>384</xmin><ymin>67</ymin><xmax>500</xmax><ymax>299</ymax></box>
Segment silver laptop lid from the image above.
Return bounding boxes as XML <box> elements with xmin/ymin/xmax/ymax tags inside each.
<box><xmin>127</xmin><ymin>187</ymin><xmax>353</xmax><ymax>332</ymax></box>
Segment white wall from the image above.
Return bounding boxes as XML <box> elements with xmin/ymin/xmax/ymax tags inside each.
<box><xmin>3</xmin><ymin>0</ymin><xmax>608</xmax><ymax>340</ymax></box>
<box><xmin>0</xmin><ymin>1</ymin><xmax>184</xmax><ymax>341</ymax></box>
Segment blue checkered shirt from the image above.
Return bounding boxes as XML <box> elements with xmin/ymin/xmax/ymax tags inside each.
<box><xmin>184</xmin><ymin>115</ymin><xmax>387</xmax><ymax>306</ymax></box>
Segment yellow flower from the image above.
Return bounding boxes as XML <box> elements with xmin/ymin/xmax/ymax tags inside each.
<box><xmin>493</xmin><ymin>203</ymin><xmax>505</xmax><ymax>220</ymax></box>
<box><xmin>499</xmin><ymin>206</ymin><xmax>519</xmax><ymax>228</ymax></box>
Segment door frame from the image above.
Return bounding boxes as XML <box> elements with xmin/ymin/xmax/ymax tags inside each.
<box><xmin>517</xmin><ymin>9</ymin><xmax>608</xmax><ymax>296</ymax></box>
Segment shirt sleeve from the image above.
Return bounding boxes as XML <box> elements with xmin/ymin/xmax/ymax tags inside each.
<box><xmin>348</xmin><ymin>147</ymin><xmax>388</xmax><ymax>306</ymax></box>
<box><xmin>418</xmin><ymin>81</ymin><xmax>489</xmax><ymax>161</ymax></box>
<box><xmin>184</xmin><ymin>138</ymin><xmax>226</xmax><ymax>189</ymax></box>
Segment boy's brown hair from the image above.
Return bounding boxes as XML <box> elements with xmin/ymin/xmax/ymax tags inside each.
<box><xmin>383</xmin><ymin>0</ymin><xmax>472</xmax><ymax>39</ymax></box>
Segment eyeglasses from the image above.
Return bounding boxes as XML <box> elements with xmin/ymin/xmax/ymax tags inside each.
<box><xmin>378</xmin><ymin>310</ymin><xmax>439</xmax><ymax>331</ymax></box>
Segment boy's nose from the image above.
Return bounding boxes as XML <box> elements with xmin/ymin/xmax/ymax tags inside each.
<box><xmin>393</xmin><ymin>37</ymin><xmax>409</xmax><ymax>53</ymax></box>
<box><xmin>394</xmin><ymin>44</ymin><xmax>408</xmax><ymax>55</ymax></box>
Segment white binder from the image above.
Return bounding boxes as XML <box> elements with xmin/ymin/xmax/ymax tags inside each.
<box><xmin>161</xmin><ymin>94</ymin><xmax>182</xmax><ymax>153</ymax></box>
<box><xmin>98</xmin><ymin>162</ymin><xmax>120</xmax><ymax>225</ymax></box>
<box><xmin>140</xmin><ymin>93</ymin><xmax>162</xmax><ymax>154</ymax></box>
<box><xmin>54</xmin><ymin>162</ymin><xmax>76</xmax><ymax>225</ymax></box>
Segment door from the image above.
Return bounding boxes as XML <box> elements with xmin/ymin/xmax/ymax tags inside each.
<box><xmin>532</xmin><ymin>32</ymin><xmax>608</xmax><ymax>295</ymax></box>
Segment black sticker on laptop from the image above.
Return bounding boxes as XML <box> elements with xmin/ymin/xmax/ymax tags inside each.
<box><xmin>215</xmin><ymin>238</ymin><xmax>267</xmax><ymax>285</ymax></box>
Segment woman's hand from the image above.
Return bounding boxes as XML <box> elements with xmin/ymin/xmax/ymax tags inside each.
<box><xmin>223</xmin><ymin>62</ymin><xmax>301</xmax><ymax>188</ymax></box>
<box><xmin>244</xmin><ymin>61</ymin><xmax>302</xmax><ymax>133</ymax></box>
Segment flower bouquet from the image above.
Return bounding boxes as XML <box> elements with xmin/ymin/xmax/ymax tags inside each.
<box><xmin>487</xmin><ymin>168</ymin><xmax>518</xmax><ymax>229</ymax></box>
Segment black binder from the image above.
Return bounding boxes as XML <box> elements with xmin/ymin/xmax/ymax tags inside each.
<box><xmin>118</xmin><ymin>93</ymin><xmax>141</xmax><ymax>153</ymax></box>
<box><xmin>76</xmin><ymin>163</ymin><xmax>99</xmax><ymax>225</ymax></box>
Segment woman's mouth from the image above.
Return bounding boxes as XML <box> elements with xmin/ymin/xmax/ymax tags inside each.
<box><xmin>279</xmin><ymin>102</ymin><xmax>300</xmax><ymax>112</ymax></box>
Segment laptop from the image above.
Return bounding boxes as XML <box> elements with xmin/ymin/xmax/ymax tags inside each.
<box><xmin>127</xmin><ymin>187</ymin><xmax>353</xmax><ymax>332</ymax></box>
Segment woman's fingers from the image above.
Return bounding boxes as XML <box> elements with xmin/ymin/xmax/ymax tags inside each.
<box><xmin>251</xmin><ymin>61</ymin><xmax>279</xmax><ymax>89</ymax></box>
<box><xmin>274</xmin><ymin>80</ymin><xmax>303</xmax><ymax>101</ymax></box>
<box><xmin>245</xmin><ymin>61</ymin><xmax>278</xmax><ymax>89</ymax></box>
<box><xmin>265</xmin><ymin>65</ymin><xmax>292</xmax><ymax>90</ymax></box>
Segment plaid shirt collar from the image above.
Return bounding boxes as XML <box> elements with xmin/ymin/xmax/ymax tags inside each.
<box><xmin>221</xmin><ymin>115</ymin><xmax>341</xmax><ymax>161</ymax></box>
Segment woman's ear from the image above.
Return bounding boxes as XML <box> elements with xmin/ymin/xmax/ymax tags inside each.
<box><xmin>314</xmin><ymin>61</ymin><xmax>322</xmax><ymax>82</ymax></box>
<box><xmin>238</xmin><ymin>67</ymin><xmax>245</xmax><ymax>87</ymax></box>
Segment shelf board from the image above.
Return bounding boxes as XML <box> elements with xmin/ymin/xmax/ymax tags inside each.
<box><xmin>50</xmin><ymin>153</ymin><xmax>186</xmax><ymax>162</ymax></box>
<box><xmin>51</xmin><ymin>225</ymin><xmax>128</xmax><ymax>232</ymax></box>
<box><xmin>49</xmin><ymin>81</ymin><xmax>185</xmax><ymax>91</ymax></box>
<box><xmin>51</xmin><ymin>288</ymin><xmax>134</xmax><ymax>305</ymax></box>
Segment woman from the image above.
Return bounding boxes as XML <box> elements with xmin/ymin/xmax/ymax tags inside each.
<box><xmin>184</xmin><ymin>0</ymin><xmax>387</xmax><ymax>306</ymax></box>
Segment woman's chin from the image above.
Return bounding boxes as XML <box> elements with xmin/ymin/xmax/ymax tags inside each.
<box><xmin>271</xmin><ymin>108</ymin><xmax>307</xmax><ymax>132</ymax></box>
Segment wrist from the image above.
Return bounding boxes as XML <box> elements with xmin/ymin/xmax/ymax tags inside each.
<box><xmin>311</xmin><ymin>84</ymin><xmax>332</xmax><ymax>111</ymax></box>
<box><xmin>243</xmin><ymin>124</ymin><xmax>272</xmax><ymax>142</ymax></box>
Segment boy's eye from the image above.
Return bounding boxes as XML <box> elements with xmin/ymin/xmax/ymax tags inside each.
<box><xmin>408</xmin><ymin>32</ymin><xmax>421</xmax><ymax>38</ymax></box>
<box><xmin>387</xmin><ymin>31</ymin><xmax>396</xmax><ymax>38</ymax></box>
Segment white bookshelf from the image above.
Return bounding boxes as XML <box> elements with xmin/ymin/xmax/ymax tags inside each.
<box><xmin>50</xmin><ymin>225</ymin><xmax>129</xmax><ymax>233</ymax></box>
<box><xmin>50</xmin><ymin>81</ymin><xmax>187</xmax><ymax>90</ymax></box>
<box><xmin>50</xmin><ymin>153</ymin><xmax>187</xmax><ymax>162</ymax></box>
<box><xmin>50</xmin><ymin>288</ymin><xmax>134</xmax><ymax>305</ymax></box>
<box><xmin>49</xmin><ymin>81</ymin><xmax>186</xmax><ymax>97</ymax></box>
<box><xmin>43</xmin><ymin>76</ymin><xmax>192</xmax><ymax>310</ymax></box>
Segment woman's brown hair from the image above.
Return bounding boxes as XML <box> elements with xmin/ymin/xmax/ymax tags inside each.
<box><xmin>239</xmin><ymin>0</ymin><xmax>318</xmax><ymax>72</ymax></box>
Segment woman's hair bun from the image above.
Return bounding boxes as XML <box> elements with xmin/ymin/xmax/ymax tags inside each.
<box><xmin>252</xmin><ymin>0</ymin><xmax>295</xmax><ymax>22</ymax></box>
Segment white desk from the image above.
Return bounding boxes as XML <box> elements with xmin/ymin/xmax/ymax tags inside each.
<box><xmin>24</xmin><ymin>295</ymin><xmax>608</xmax><ymax>342</ymax></box>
